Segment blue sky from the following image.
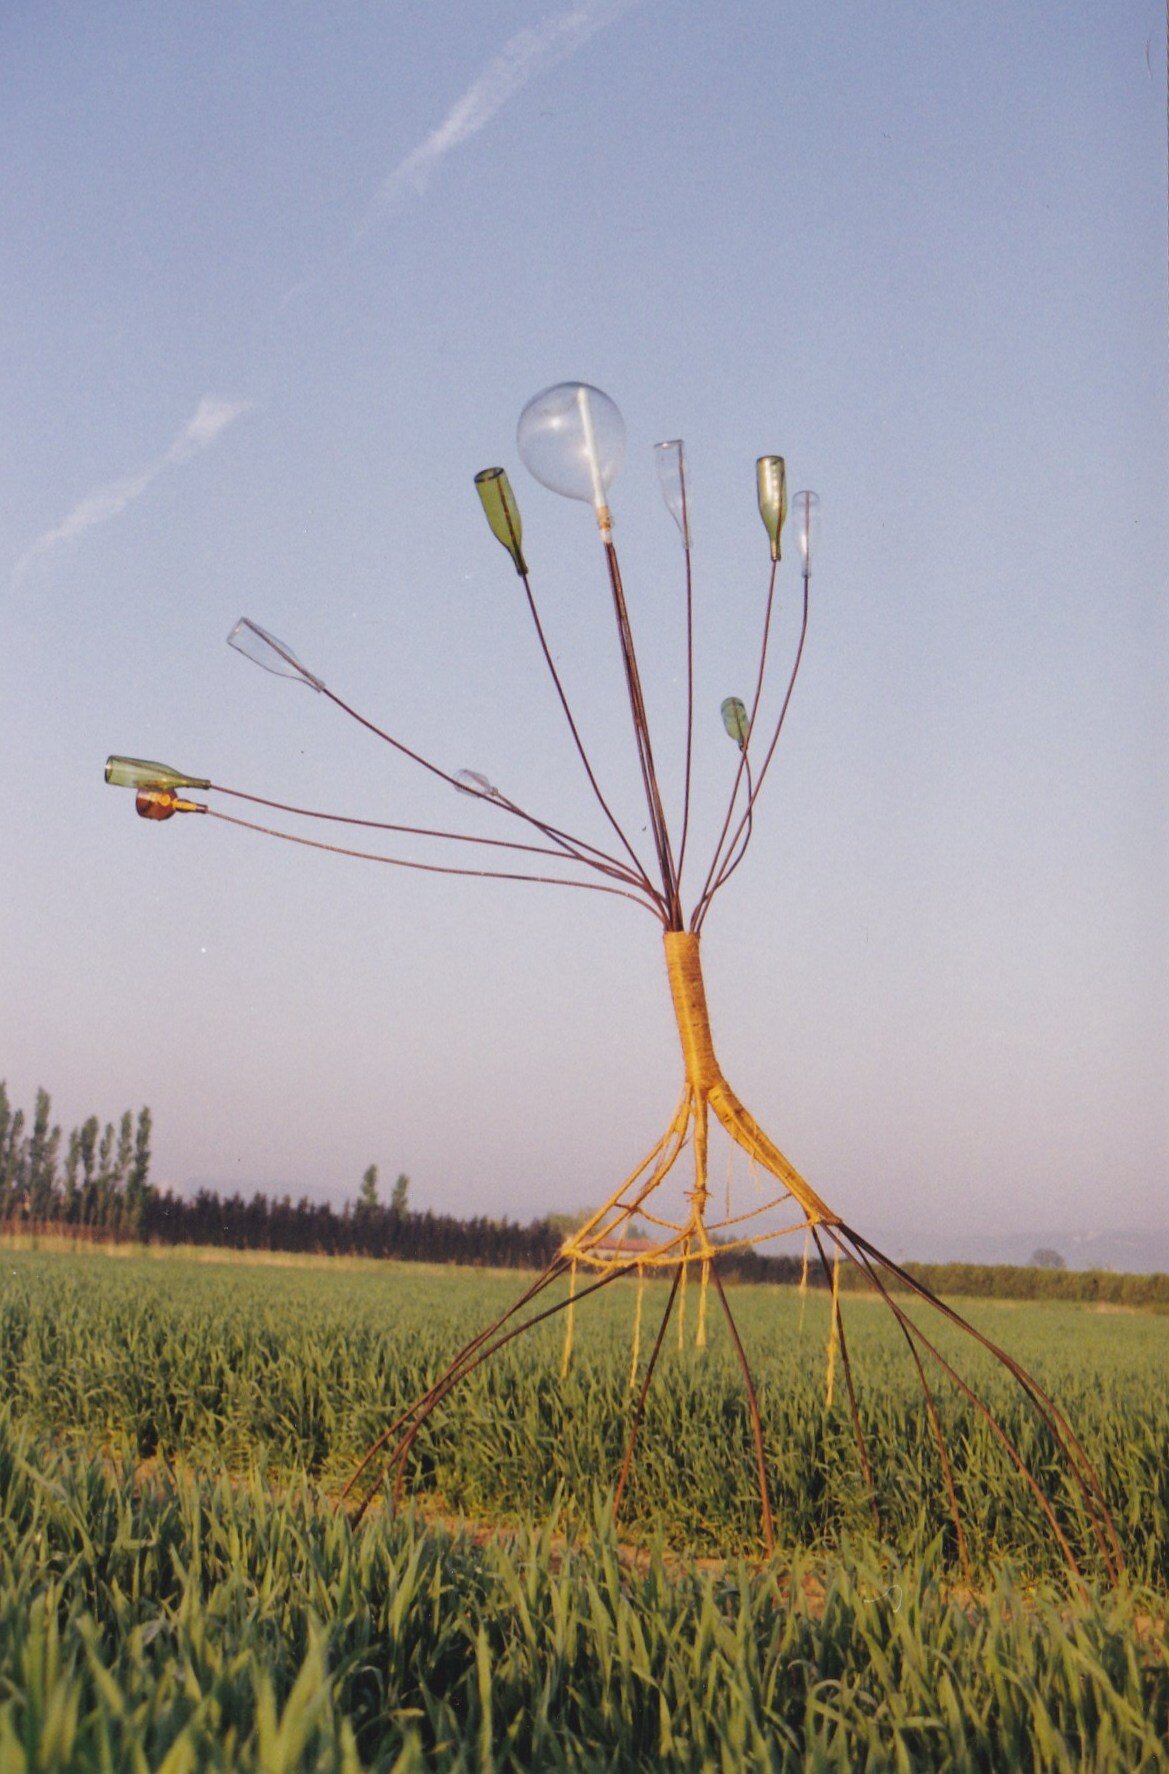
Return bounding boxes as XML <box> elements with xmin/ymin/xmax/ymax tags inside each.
<box><xmin>2</xmin><ymin>0</ymin><xmax>1165</xmax><ymax>1255</ymax></box>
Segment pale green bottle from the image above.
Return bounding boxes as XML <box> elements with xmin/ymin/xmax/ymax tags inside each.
<box><xmin>720</xmin><ymin>698</ymin><xmax>751</xmax><ymax>752</ymax></box>
<box><xmin>105</xmin><ymin>756</ymin><xmax>211</xmax><ymax>791</ymax></box>
<box><xmin>756</xmin><ymin>456</ymin><xmax>788</xmax><ymax>561</ymax></box>
<box><xmin>474</xmin><ymin>467</ymin><xmax>527</xmax><ymax>575</ymax></box>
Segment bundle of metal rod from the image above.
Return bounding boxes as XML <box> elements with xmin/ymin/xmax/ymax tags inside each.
<box><xmin>344</xmin><ymin>923</ymin><xmax>1122</xmax><ymax>1585</ymax></box>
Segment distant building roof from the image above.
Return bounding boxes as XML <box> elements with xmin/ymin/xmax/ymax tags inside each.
<box><xmin>588</xmin><ymin>1235</ymin><xmax>659</xmax><ymax>1257</ymax></box>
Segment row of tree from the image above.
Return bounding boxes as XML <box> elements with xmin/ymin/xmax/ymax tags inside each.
<box><xmin>14</xmin><ymin>1085</ymin><xmax>1161</xmax><ymax>1303</ymax></box>
<box><xmin>0</xmin><ymin>1084</ymin><xmax>152</xmax><ymax>1235</ymax></box>
<box><xmin>0</xmin><ymin>1085</ymin><xmax>814</xmax><ymax>1280</ymax></box>
<box><xmin>880</xmin><ymin>1259</ymin><xmax>1169</xmax><ymax>1308</ymax></box>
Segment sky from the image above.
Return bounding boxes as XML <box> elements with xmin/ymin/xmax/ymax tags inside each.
<box><xmin>2</xmin><ymin>0</ymin><xmax>1166</xmax><ymax>1261</ymax></box>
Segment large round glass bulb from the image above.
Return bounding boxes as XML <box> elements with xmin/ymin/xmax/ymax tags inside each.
<box><xmin>516</xmin><ymin>383</ymin><xmax>625</xmax><ymax>506</ymax></box>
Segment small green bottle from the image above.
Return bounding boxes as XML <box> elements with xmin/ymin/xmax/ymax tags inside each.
<box><xmin>474</xmin><ymin>467</ymin><xmax>528</xmax><ymax>575</ymax></box>
<box><xmin>104</xmin><ymin>755</ymin><xmax>211</xmax><ymax>791</ymax></box>
<box><xmin>756</xmin><ymin>456</ymin><xmax>788</xmax><ymax>561</ymax></box>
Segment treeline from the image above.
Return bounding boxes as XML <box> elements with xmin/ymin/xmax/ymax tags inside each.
<box><xmin>0</xmin><ymin>1084</ymin><xmax>815</xmax><ymax>1280</ymax></box>
<box><xmin>877</xmin><ymin>1260</ymin><xmax>1169</xmax><ymax>1310</ymax></box>
<box><xmin>1</xmin><ymin>1084</ymin><xmax>153</xmax><ymax>1237</ymax></box>
<box><xmin>140</xmin><ymin>1187</ymin><xmax>560</xmax><ymax>1269</ymax></box>
<box><xmin>6</xmin><ymin>1086</ymin><xmax>1163</xmax><ymax>1302</ymax></box>
<box><xmin>0</xmin><ymin>1084</ymin><xmax>561</xmax><ymax>1269</ymax></box>
<box><xmin>136</xmin><ymin>1192</ymin><xmax>810</xmax><ymax>1282</ymax></box>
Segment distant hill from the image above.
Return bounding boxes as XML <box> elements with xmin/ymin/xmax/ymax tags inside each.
<box><xmin>860</xmin><ymin>1223</ymin><xmax>1169</xmax><ymax>1276</ymax></box>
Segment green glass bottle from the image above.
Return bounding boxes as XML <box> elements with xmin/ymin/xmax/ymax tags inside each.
<box><xmin>720</xmin><ymin>697</ymin><xmax>751</xmax><ymax>751</ymax></box>
<box><xmin>474</xmin><ymin>468</ymin><xmax>528</xmax><ymax>575</ymax></box>
<box><xmin>105</xmin><ymin>756</ymin><xmax>211</xmax><ymax>791</ymax></box>
<box><xmin>756</xmin><ymin>456</ymin><xmax>788</xmax><ymax>561</ymax></box>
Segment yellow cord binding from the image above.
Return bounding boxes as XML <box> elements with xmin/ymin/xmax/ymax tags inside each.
<box><xmin>628</xmin><ymin>1265</ymin><xmax>645</xmax><ymax>1390</ymax></box>
<box><xmin>797</xmin><ymin>1228</ymin><xmax>810</xmax><ymax>1336</ymax></box>
<box><xmin>561</xmin><ymin>1260</ymin><xmax>577</xmax><ymax>1378</ymax></box>
<box><xmin>664</xmin><ymin>933</ymin><xmax>722</xmax><ymax>1094</ymax></box>
<box><xmin>824</xmin><ymin>1245</ymin><xmax>841</xmax><ymax>1409</ymax></box>
<box><xmin>663</xmin><ymin>934</ymin><xmax>837</xmax><ymax>1225</ymax></box>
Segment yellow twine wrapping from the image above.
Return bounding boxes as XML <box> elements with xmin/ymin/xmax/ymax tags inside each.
<box><xmin>628</xmin><ymin>1265</ymin><xmax>645</xmax><ymax>1391</ymax></box>
<box><xmin>824</xmin><ymin>1246</ymin><xmax>841</xmax><ymax>1409</ymax></box>
<box><xmin>797</xmin><ymin>1229</ymin><xmax>810</xmax><ymax>1336</ymax></box>
<box><xmin>561</xmin><ymin>1261</ymin><xmax>577</xmax><ymax>1378</ymax></box>
<box><xmin>664</xmin><ymin>933</ymin><xmax>836</xmax><ymax>1225</ymax></box>
<box><xmin>663</xmin><ymin>933</ymin><xmax>721</xmax><ymax>1094</ymax></box>
<box><xmin>696</xmin><ymin>1258</ymin><xmax>710</xmax><ymax>1349</ymax></box>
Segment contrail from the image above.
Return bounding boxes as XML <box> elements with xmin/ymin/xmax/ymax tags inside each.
<box><xmin>358</xmin><ymin>0</ymin><xmax>638</xmax><ymax>232</ymax></box>
<box><xmin>13</xmin><ymin>395</ymin><xmax>253</xmax><ymax>581</ymax></box>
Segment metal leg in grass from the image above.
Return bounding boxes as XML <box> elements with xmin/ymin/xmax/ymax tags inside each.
<box><xmin>614</xmin><ymin>1264</ymin><xmax>682</xmax><ymax>1523</ymax></box>
<box><xmin>809</xmin><ymin>1227</ymin><xmax>880</xmax><ymax>1542</ymax></box>
<box><xmin>845</xmin><ymin>1228</ymin><xmax>1121</xmax><ymax>1569</ymax></box>
<box><xmin>840</xmin><ymin>1230</ymin><xmax>1121</xmax><ymax>1589</ymax></box>
<box><xmin>108</xmin><ymin>381</ymin><xmax>1122</xmax><ymax>1581</ymax></box>
<box><xmin>349</xmin><ymin>1261</ymin><xmax>636</xmax><ymax>1527</ymax></box>
<box><xmin>822</xmin><ymin>1228</ymin><xmax>965</xmax><ymax>1580</ymax></box>
<box><xmin>340</xmin><ymin>1258</ymin><xmax>567</xmax><ymax>1519</ymax></box>
<box><xmin>711</xmin><ymin>1263</ymin><xmax>775</xmax><ymax>1556</ymax></box>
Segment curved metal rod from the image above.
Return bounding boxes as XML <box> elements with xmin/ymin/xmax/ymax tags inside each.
<box><xmin>210</xmin><ymin>782</ymin><xmax>648</xmax><ymax>889</ymax></box>
<box><xmin>353</xmin><ymin>1259</ymin><xmax>638</xmax><ymax>1526</ymax></box>
<box><xmin>234</xmin><ymin>622</ymin><xmax>646</xmax><ymax>886</ymax></box>
<box><xmin>519</xmin><ymin>572</ymin><xmax>661</xmax><ymax>903</ymax></box>
<box><xmin>603</xmin><ymin>540</ymin><xmax>681</xmax><ymax>923</ymax></box>
<box><xmin>675</xmin><ymin>543</ymin><xmax>696</xmax><ymax>889</ymax></box>
<box><xmin>693</xmin><ymin>575</ymin><xmax>810</xmax><ymax>931</ymax></box>
<box><xmin>809</xmin><ymin>1226</ymin><xmax>880</xmax><ymax>1541</ymax></box>
<box><xmin>346</xmin><ymin>1262</ymin><xmax>572</xmax><ymax>1524</ymax></box>
<box><xmin>614</xmin><ymin>1264</ymin><xmax>683</xmax><ymax>1519</ymax></box>
<box><xmin>206</xmin><ymin>811</ymin><xmax>661</xmax><ymax>913</ymax></box>
<box><xmin>701</xmin><ymin>753</ymin><xmax>754</xmax><ymax>905</ymax></box>
<box><xmin>487</xmin><ymin>790</ymin><xmax>669</xmax><ymax>909</ymax></box>
<box><xmin>711</xmin><ymin>1265</ymin><xmax>775</xmax><ymax>1556</ymax></box>
<box><xmin>842</xmin><ymin>1229</ymin><xmax>1115</xmax><ymax>1587</ymax></box>
<box><xmin>691</xmin><ymin>558</ymin><xmax>778</xmax><ymax>921</ymax></box>
<box><xmin>844</xmin><ymin>1225</ymin><xmax>1122</xmax><ymax>1579</ymax></box>
<box><xmin>385</xmin><ymin>1260</ymin><xmax>637</xmax><ymax>1513</ymax></box>
<box><xmin>339</xmin><ymin>1258</ymin><xmax>566</xmax><ymax>1509</ymax></box>
<box><xmin>317</xmin><ymin>677</ymin><xmax>654</xmax><ymax>890</ymax></box>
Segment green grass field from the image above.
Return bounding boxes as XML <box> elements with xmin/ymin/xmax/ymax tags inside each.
<box><xmin>1</xmin><ymin>1249</ymin><xmax>1166</xmax><ymax>1769</ymax></box>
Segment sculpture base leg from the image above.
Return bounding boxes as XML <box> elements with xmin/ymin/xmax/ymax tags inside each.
<box><xmin>342</xmin><ymin>934</ymin><xmax>1121</xmax><ymax>1584</ymax></box>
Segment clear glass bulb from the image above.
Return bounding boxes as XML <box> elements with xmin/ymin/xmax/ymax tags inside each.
<box><xmin>516</xmin><ymin>383</ymin><xmax>625</xmax><ymax>507</ymax></box>
<box><xmin>654</xmin><ymin>440</ymin><xmax>690</xmax><ymax>545</ymax></box>
<box><xmin>454</xmin><ymin>769</ymin><xmax>502</xmax><ymax>800</ymax></box>
<box><xmin>227</xmin><ymin>618</ymin><xmax>324</xmax><ymax>689</ymax></box>
<box><xmin>791</xmin><ymin>491</ymin><xmax>821</xmax><ymax>575</ymax></box>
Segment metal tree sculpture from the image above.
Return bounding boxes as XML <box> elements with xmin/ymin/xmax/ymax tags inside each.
<box><xmin>107</xmin><ymin>382</ymin><xmax>1120</xmax><ymax>1584</ymax></box>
